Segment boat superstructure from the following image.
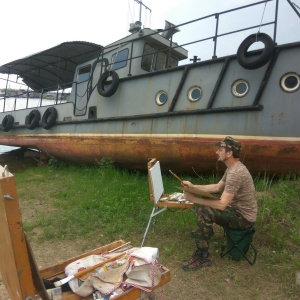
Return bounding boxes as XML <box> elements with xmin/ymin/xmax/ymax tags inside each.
<box><xmin>0</xmin><ymin>0</ymin><xmax>299</xmax><ymax>175</ymax></box>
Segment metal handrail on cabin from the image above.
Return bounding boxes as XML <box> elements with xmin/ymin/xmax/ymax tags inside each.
<box><xmin>0</xmin><ymin>78</ymin><xmax>72</xmax><ymax>113</ymax></box>
<box><xmin>98</xmin><ymin>0</ymin><xmax>278</xmax><ymax>72</ymax></box>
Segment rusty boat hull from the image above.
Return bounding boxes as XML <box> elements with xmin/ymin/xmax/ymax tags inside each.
<box><xmin>0</xmin><ymin>133</ymin><xmax>299</xmax><ymax>175</ymax></box>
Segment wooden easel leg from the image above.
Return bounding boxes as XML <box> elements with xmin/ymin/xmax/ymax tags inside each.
<box><xmin>25</xmin><ymin>234</ymin><xmax>50</xmax><ymax>300</ymax></box>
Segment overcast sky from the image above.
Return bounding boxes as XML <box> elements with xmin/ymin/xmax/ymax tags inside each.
<box><xmin>0</xmin><ymin>0</ymin><xmax>300</xmax><ymax>67</ymax></box>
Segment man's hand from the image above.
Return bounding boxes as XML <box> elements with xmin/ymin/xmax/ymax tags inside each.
<box><xmin>182</xmin><ymin>180</ymin><xmax>193</xmax><ymax>187</ymax></box>
<box><xmin>184</xmin><ymin>191</ymin><xmax>196</xmax><ymax>203</ymax></box>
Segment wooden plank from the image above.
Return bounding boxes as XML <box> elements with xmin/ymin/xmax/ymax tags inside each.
<box><xmin>155</xmin><ymin>200</ymin><xmax>194</xmax><ymax>209</ymax></box>
<box><xmin>25</xmin><ymin>234</ymin><xmax>50</xmax><ymax>300</ymax></box>
<box><xmin>0</xmin><ymin>165</ymin><xmax>36</xmax><ymax>299</ymax></box>
<box><xmin>148</xmin><ymin>158</ymin><xmax>157</xmax><ymax>203</ymax></box>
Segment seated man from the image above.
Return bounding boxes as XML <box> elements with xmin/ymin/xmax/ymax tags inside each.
<box><xmin>182</xmin><ymin>136</ymin><xmax>257</xmax><ymax>271</ymax></box>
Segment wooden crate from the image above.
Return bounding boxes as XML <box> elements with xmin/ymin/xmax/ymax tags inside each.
<box><xmin>39</xmin><ymin>240</ymin><xmax>170</xmax><ymax>300</ymax></box>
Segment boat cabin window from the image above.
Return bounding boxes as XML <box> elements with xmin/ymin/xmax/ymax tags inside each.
<box><xmin>111</xmin><ymin>48</ymin><xmax>129</xmax><ymax>70</ymax></box>
<box><xmin>141</xmin><ymin>43</ymin><xmax>179</xmax><ymax>72</ymax></box>
<box><xmin>141</xmin><ymin>44</ymin><xmax>155</xmax><ymax>71</ymax></box>
<box><xmin>167</xmin><ymin>56</ymin><xmax>178</xmax><ymax>68</ymax></box>
<box><xmin>77</xmin><ymin>65</ymin><xmax>91</xmax><ymax>83</ymax></box>
<box><xmin>155</xmin><ymin>52</ymin><xmax>167</xmax><ymax>70</ymax></box>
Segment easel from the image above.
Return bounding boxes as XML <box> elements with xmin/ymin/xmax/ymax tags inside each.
<box><xmin>141</xmin><ymin>159</ymin><xmax>194</xmax><ymax>246</ymax></box>
<box><xmin>0</xmin><ymin>165</ymin><xmax>170</xmax><ymax>299</ymax></box>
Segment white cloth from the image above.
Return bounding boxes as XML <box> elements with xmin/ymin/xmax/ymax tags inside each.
<box><xmin>64</xmin><ymin>247</ymin><xmax>161</xmax><ymax>297</ymax></box>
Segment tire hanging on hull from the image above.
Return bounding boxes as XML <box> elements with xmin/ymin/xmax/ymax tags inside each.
<box><xmin>42</xmin><ymin>107</ymin><xmax>57</xmax><ymax>130</ymax></box>
<box><xmin>97</xmin><ymin>70</ymin><xmax>119</xmax><ymax>97</ymax></box>
<box><xmin>237</xmin><ymin>33</ymin><xmax>274</xmax><ymax>70</ymax></box>
<box><xmin>25</xmin><ymin>109</ymin><xmax>41</xmax><ymax>130</ymax></box>
<box><xmin>1</xmin><ymin>114</ymin><xmax>14</xmax><ymax>132</ymax></box>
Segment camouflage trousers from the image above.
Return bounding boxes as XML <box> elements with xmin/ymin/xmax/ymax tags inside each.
<box><xmin>192</xmin><ymin>205</ymin><xmax>254</xmax><ymax>251</ymax></box>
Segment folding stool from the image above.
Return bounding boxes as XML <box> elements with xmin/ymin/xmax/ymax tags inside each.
<box><xmin>220</xmin><ymin>225</ymin><xmax>257</xmax><ymax>265</ymax></box>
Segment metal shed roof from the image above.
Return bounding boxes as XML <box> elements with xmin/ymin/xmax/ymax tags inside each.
<box><xmin>0</xmin><ymin>41</ymin><xmax>103</xmax><ymax>91</ymax></box>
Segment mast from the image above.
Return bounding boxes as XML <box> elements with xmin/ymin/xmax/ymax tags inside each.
<box><xmin>134</xmin><ymin>0</ymin><xmax>151</xmax><ymax>22</ymax></box>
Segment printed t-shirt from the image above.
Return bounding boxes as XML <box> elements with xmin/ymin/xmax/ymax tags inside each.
<box><xmin>222</xmin><ymin>161</ymin><xmax>257</xmax><ymax>223</ymax></box>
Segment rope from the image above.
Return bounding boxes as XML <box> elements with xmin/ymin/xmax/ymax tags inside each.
<box><xmin>257</xmin><ymin>1</ymin><xmax>268</xmax><ymax>40</ymax></box>
<box><xmin>294</xmin><ymin>2</ymin><xmax>300</xmax><ymax>10</ymax></box>
<box><xmin>127</xmin><ymin>0</ymin><xmax>134</xmax><ymax>23</ymax></box>
<box><xmin>160</xmin><ymin>285</ymin><xmax>165</xmax><ymax>300</ymax></box>
<box><xmin>76</xmin><ymin>88</ymin><xmax>88</xmax><ymax>98</ymax></box>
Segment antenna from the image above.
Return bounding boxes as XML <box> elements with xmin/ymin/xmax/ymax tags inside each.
<box><xmin>134</xmin><ymin>0</ymin><xmax>151</xmax><ymax>22</ymax></box>
<box><xmin>129</xmin><ymin>0</ymin><xmax>152</xmax><ymax>33</ymax></box>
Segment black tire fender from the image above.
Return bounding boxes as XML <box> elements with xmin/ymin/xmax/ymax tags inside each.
<box><xmin>42</xmin><ymin>107</ymin><xmax>58</xmax><ymax>130</ymax></box>
<box><xmin>1</xmin><ymin>114</ymin><xmax>14</xmax><ymax>132</ymax></box>
<box><xmin>237</xmin><ymin>33</ymin><xmax>274</xmax><ymax>70</ymax></box>
<box><xmin>25</xmin><ymin>109</ymin><xmax>41</xmax><ymax>130</ymax></box>
<box><xmin>97</xmin><ymin>70</ymin><xmax>119</xmax><ymax>97</ymax></box>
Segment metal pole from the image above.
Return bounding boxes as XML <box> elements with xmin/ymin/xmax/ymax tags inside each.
<box><xmin>287</xmin><ymin>0</ymin><xmax>300</xmax><ymax>18</ymax></box>
<box><xmin>134</xmin><ymin>0</ymin><xmax>151</xmax><ymax>22</ymax></box>
<box><xmin>213</xmin><ymin>13</ymin><xmax>219</xmax><ymax>59</ymax></box>
<box><xmin>273</xmin><ymin>0</ymin><xmax>279</xmax><ymax>43</ymax></box>
<box><xmin>139</xmin><ymin>0</ymin><xmax>142</xmax><ymax>22</ymax></box>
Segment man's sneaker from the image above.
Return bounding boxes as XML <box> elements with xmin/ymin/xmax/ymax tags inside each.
<box><xmin>182</xmin><ymin>250</ymin><xmax>212</xmax><ymax>271</ymax></box>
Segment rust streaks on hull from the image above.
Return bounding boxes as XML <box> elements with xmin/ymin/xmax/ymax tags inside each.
<box><xmin>0</xmin><ymin>134</ymin><xmax>299</xmax><ymax>175</ymax></box>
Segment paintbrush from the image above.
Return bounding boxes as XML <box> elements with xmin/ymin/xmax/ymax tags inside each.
<box><xmin>108</xmin><ymin>241</ymin><xmax>132</xmax><ymax>253</ymax></box>
<box><xmin>54</xmin><ymin>252</ymin><xmax>126</xmax><ymax>287</ymax></box>
<box><xmin>169</xmin><ymin>170</ymin><xmax>183</xmax><ymax>183</ymax></box>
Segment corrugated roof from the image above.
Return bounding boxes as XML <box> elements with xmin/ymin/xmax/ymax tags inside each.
<box><xmin>0</xmin><ymin>41</ymin><xmax>103</xmax><ymax>91</ymax></box>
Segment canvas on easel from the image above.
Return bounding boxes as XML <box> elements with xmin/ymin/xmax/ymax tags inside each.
<box><xmin>149</xmin><ymin>161</ymin><xmax>164</xmax><ymax>204</ymax></box>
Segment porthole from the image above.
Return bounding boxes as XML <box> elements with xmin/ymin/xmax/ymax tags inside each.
<box><xmin>187</xmin><ymin>86</ymin><xmax>202</xmax><ymax>102</ymax></box>
<box><xmin>155</xmin><ymin>90</ymin><xmax>168</xmax><ymax>105</ymax></box>
<box><xmin>280</xmin><ymin>72</ymin><xmax>300</xmax><ymax>93</ymax></box>
<box><xmin>231</xmin><ymin>79</ymin><xmax>249</xmax><ymax>97</ymax></box>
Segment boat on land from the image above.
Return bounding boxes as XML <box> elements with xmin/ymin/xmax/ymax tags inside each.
<box><xmin>0</xmin><ymin>0</ymin><xmax>299</xmax><ymax>175</ymax></box>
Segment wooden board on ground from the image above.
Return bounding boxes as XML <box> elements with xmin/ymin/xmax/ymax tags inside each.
<box><xmin>0</xmin><ymin>165</ymin><xmax>36</xmax><ymax>300</ymax></box>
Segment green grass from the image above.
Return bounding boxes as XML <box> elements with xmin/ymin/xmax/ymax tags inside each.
<box><xmin>13</xmin><ymin>158</ymin><xmax>300</xmax><ymax>299</ymax></box>
<box><xmin>16</xmin><ymin>159</ymin><xmax>300</xmax><ymax>253</ymax></box>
